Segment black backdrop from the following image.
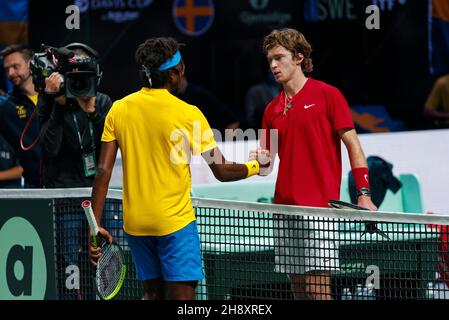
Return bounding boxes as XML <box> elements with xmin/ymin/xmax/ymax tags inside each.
<box><xmin>29</xmin><ymin>0</ymin><xmax>433</xmax><ymax>129</ymax></box>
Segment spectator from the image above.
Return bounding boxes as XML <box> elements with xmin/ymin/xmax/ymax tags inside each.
<box><xmin>0</xmin><ymin>44</ymin><xmax>41</xmax><ymax>187</ymax></box>
<box><xmin>176</xmin><ymin>74</ymin><xmax>240</xmax><ymax>136</ymax></box>
<box><xmin>424</xmin><ymin>73</ymin><xmax>449</xmax><ymax>128</ymax></box>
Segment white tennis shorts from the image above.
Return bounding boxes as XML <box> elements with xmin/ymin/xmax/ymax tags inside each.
<box><xmin>273</xmin><ymin>215</ymin><xmax>340</xmax><ymax>274</ymax></box>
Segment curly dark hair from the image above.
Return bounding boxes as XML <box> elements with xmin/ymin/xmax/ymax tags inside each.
<box><xmin>135</xmin><ymin>37</ymin><xmax>183</xmax><ymax>88</ymax></box>
<box><xmin>263</xmin><ymin>28</ymin><xmax>313</xmax><ymax>73</ymax></box>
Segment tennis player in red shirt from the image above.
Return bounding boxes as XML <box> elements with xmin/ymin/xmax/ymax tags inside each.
<box><xmin>251</xmin><ymin>28</ymin><xmax>377</xmax><ymax>300</ymax></box>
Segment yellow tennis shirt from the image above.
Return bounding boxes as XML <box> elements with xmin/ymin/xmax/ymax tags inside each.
<box><xmin>102</xmin><ymin>88</ymin><xmax>217</xmax><ymax>236</ymax></box>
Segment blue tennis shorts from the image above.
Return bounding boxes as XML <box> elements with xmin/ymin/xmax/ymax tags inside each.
<box><xmin>125</xmin><ymin>221</ymin><xmax>204</xmax><ymax>282</ymax></box>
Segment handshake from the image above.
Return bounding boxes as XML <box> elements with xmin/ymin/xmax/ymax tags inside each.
<box><xmin>248</xmin><ymin>148</ymin><xmax>272</xmax><ymax>176</ymax></box>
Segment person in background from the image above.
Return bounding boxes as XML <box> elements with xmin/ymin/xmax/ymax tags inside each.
<box><xmin>0</xmin><ymin>44</ymin><xmax>41</xmax><ymax>187</ymax></box>
<box><xmin>244</xmin><ymin>72</ymin><xmax>280</xmax><ymax>129</ymax></box>
<box><xmin>176</xmin><ymin>74</ymin><xmax>240</xmax><ymax>136</ymax></box>
<box><xmin>37</xmin><ymin>42</ymin><xmax>112</xmax><ymax>300</ymax></box>
<box><xmin>423</xmin><ymin>73</ymin><xmax>449</xmax><ymax>128</ymax></box>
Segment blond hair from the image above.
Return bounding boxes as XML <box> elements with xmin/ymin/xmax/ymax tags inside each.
<box><xmin>263</xmin><ymin>28</ymin><xmax>313</xmax><ymax>73</ymax></box>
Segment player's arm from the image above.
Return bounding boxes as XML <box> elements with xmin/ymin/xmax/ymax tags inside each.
<box><xmin>92</xmin><ymin>141</ymin><xmax>118</xmax><ymax>225</ymax></box>
<box><xmin>90</xmin><ymin>141</ymin><xmax>116</xmax><ymax>261</ymax></box>
<box><xmin>202</xmin><ymin>147</ymin><xmax>269</xmax><ymax>182</ymax></box>
<box><xmin>339</xmin><ymin>128</ymin><xmax>377</xmax><ymax>211</ymax></box>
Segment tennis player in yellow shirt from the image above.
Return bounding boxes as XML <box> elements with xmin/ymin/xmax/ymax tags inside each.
<box><xmin>89</xmin><ymin>37</ymin><xmax>270</xmax><ymax>300</ymax></box>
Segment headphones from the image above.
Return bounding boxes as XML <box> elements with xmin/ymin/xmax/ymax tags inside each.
<box><xmin>63</xmin><ymin>42</ymin><xmax>99</xmax><ymax>59</ymax></box>
<box><xmin>63</xmin><ymin>42</ymin><xmax>102</xmax><ymax>86</ymax></box>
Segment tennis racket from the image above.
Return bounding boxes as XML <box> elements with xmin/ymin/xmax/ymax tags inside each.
<box><xmin>328</xmin><ymin>199</ymin><xmax>391</xmax><ymax>240</ymax></box>
<box><xmin>81</xmin><ymin>200</ymin><xmax>127</xmax><ymax>300</ymax></box>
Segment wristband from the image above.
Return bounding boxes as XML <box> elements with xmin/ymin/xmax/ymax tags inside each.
<box><xmin>244</xmin><ymin>160</ymin><xmax>260</xmax><ymax>177</ymax></box>
<box><xmin>356</xmin><ymin>187</ymin><xmax>371</xmax><ymax>198</ymax></box>
<box><xmin>352</xmin><ymin>167</ymin><xmax>370</xmax><ymax>190</ymax></box>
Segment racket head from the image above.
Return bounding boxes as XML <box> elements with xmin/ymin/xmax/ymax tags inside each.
<box><xmin>329</xmin><ymin>199</ymin><xmax>391</xmax><ymax>240</ymax></box>
<box><xmin>328</xmin><ymin>199</ymin><xmax>369</xmax><ymax>211</ymax></box>
<box><xmin>96</xmin><ymin>241</ymin><xmax>127</xmax><ymax>300</ymax></box>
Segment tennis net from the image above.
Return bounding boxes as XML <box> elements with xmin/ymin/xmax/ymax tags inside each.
<box><xmin>1</xmin><ymin>188</ymin><xmax>449</xmax><ymax>300</ymax></box>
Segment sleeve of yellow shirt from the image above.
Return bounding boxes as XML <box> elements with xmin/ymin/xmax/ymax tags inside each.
<box><xmin>102</xmin><ymin>102</ymin><xmax>117</xmax><ymax>142</ymax></box>
<box><xmin>189</xmin><ymin>106</ymin><xmax>217</xmax><ymax>155</ymax></box>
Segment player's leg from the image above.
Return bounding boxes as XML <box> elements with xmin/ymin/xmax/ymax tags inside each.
<box><xmin>125</xmin><ymin>233</ymin><xmax>165</xmax><ymax>299</ymax></box>
<box><xmin>288</xmin><ymin>274</ymin><xmax>309</xmax><ymax>300</ymax></box>
<box><xmin>142</xmin><ymin>279</ymin><xmax>166</xmax><ymax>300</ymax></box>
<box><xmin>302</xmin><ymin>219</ymin><xmax>339</xmax><ymax>300</ymax></box>
<box><xmin>166</xmin><ymin>281</ymin><xmax>197</xmax><ymax>300</ymax></box>
<box><xmin>158</xmin><ymin>221</ymin><xmax>204</xmax><ymax>300</ymax></box>
<box><xmin>305</xmin><ymin>270</ymin><xmax>333</xmax><ymax>300</ymax></box>
<box><xmin>274</xmin><ymin>215</ymin><xmax>309</xmax><ymax>299</ymax></box>
<box><xmin>289</xmin><ymin>272</ymin><xmax>333</xmax><ymax>300</ymax></box>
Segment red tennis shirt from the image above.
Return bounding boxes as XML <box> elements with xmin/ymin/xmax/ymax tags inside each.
<box><xmin>261</xmin><ymin>78</ymin><xmax>354</xmax><ymax>207</ymax></box>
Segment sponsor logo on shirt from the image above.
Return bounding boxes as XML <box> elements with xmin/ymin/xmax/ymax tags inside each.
<box><xmin>304</xmin><ymin>103</ymin><xmax>316</xmax><ymax>109</ymax></box>
<box><xmin>16</xmin><ymin>105</ymin><xmax>27</xmax><ymax>119</ymax></box>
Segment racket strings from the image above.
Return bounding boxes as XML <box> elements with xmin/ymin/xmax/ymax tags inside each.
<box><xmin>97</xmin><ymin>244</ymin><xmax>124</xmax><ymax>298</ymax></box>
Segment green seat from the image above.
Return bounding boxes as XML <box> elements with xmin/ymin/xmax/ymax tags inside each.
<box><xmin>340</xmin><ymin>174</ymin><xmax>423</xmax><ymax>213</ymax></box>
<box><xmin>192</xmin><ymin>174</ymin><xmax>423</xmax><ymax>213</ymax></box>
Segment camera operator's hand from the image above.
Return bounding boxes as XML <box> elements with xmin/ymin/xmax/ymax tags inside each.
<box><xmin>45</xmin><ymin>72</ymin><xmax>66</xmax><ymax>105</ymax></box>
<box><xmin>76</xmin><ymin>96</ymin><xmax>96</xmax><ymax>114</ymax></box>
<box><xmin>45</xmin><ymin>72</ymin><xmax>63</xmax><ymax>93</ymax></box>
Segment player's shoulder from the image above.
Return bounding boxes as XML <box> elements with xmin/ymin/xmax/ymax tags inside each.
<box><xmin>111</xmin><ymin>89</ymin><xmax>144</xmax><ymax>108</ymax></box>
<box><xmin>174</xmin><ymin>94</ymin><xmax>206</xmax><ymax>117</ymax></box>
<box><xmin>309</xmin><ymin>78</ymin><xmax>340</xmax><ymax>93</ymax></box>
<box><xmin>309</xmin><ymin>78</ymin><xmax>345</xmax><ymax>101</ymax></box>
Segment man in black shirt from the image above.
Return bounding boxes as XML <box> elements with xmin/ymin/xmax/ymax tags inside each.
<box><xmin>37</xmin><ymin>42</ymin><xmax>112</xmax><ymax>300</ymax></box>
<box><xmin>38</xmin><ymin>43</ymin><xmax>112</xmax><ymax>188</ymax></box>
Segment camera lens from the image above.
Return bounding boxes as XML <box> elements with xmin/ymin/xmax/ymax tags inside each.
<box><xmin>65</xmin><ymin>71</ymin><xmax>96</xmax><ymax>98</ymax></box>
<box><xmin>67</xmin><ymin>73</ymin><xmax>89</xmax><ymax>96</ymax></box>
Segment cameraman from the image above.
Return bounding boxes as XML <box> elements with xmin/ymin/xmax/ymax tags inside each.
<box><xmin>37</xmin><ymin>43</ymin><xmax>112</xmax><ymax>300</ymax></box>
<box><xmin>37</xmin><ymin>43</ymin><xmax>112</xmax><ymax>188</ymax></box>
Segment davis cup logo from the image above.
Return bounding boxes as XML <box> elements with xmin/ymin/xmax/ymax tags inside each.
<box><xmin>0</xmin><ymin>217</ymin><xmax>47</xmax><ymax>299</ymax></box>
<box><xmin>173</xmin><ymin>0</ymin><xmax>215</xmax><ymax>36</ymax></box>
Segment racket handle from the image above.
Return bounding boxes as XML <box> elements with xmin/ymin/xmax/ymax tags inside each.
<box><xmin>92</xmin><ymin>235</ymin><xmax>98</xmax><ymax>249</ymax></box>
<box><xmin>81</xmin><ymin>200</ymin><xmax>100</xmax><ymax>244</ymax></box>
